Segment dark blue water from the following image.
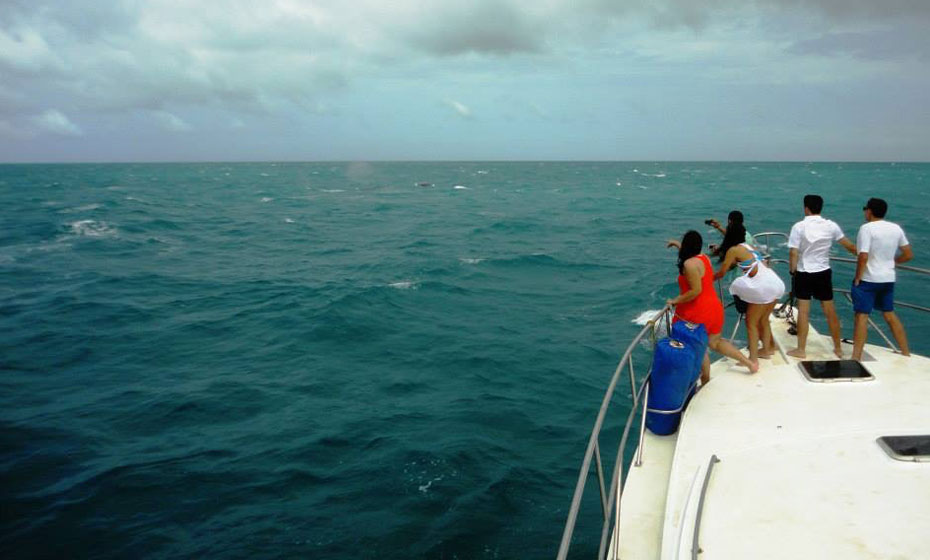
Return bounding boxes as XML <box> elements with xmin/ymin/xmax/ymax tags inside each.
<box><xmin>2</xmin><ymin>162</ymin><xmax>928</xmax><ymax>558</ymax></box>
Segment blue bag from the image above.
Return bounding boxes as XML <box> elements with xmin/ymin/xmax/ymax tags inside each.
<box><xmin>646</xmin><ymin>337</ymin><xmax>698</xmax><ymax>436</ymax></box>
<box><xmin>671</xmin><ymin>320</ymin><xmax>708</xmax><ymax>384</ymax></box>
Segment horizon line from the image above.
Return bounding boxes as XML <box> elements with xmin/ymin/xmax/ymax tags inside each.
<box><xmin>2</xmin><ymin>159</ymin><xmax>929</xmax><ymax>165</ymax></box>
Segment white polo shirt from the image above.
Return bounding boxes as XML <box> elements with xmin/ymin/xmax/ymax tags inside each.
<box><xmin>857</xmin><ymin>220</ymin><xmax>909</xmax><ymax>283</ymax></box>
<box><xmin>787</xmin><ymin>215</ymin><xmax>845</xmax><ymax>273</ymax></box>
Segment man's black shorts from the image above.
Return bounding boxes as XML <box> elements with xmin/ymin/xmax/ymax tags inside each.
<box><xmin>793</xmin><ymin>269</ymin><xmax>834</xmax><ymax>301</ymax></box>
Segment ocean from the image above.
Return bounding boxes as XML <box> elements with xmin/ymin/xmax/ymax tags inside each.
<box><xmin>2</xmin><ymin>162</ymin><xmax>928</xmax><ymax>559</ymax></box>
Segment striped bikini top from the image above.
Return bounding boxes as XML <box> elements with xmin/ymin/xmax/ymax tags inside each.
<box><xmin>736</xmin><ymin>243</ymin><xmax>765</xmax><ymax>274</ymax></box>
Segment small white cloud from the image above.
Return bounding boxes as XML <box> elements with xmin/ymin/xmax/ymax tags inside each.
<box><xmin>33</xmin><ymin>109</ymin><xmax>83</xmax><ymax>136</ymax></box>
<box><xmin>445</xmin><ymin>99</ymin><xmax>472</xmax><ymax>119</ymax></box>
<box><xmin>154</xmin><ymin>111</ymin><xmax>192</xmax><ymax>132</ymax></box>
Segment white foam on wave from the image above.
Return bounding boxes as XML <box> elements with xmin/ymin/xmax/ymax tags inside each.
<box><xmin>418</xmin><ymin>475</ymin><xmax>444</xmax><ymax>493</ymax></box>
<box><xmin>616</xmin><ymin>181</ymin><xmax>622</xmax><ymax>186</ymax></box>
<box><xmin>632</xmin><ymin>308</ymin><xmax>669</xmax><ymax>328</ymax></box>
<box><xmin>260</xmin><ymin>197</ymin><xmax>274</xmax><ymax>203</ymax></box>
<box><xmin>459</xmin><ymin>257</ymin><xmax>484</xmax><ymax>264</ymax></box>
<box><xmin>284</xmin><ymin>218</ymin><xmax>295</xmax><ymax>223</ymax></box>
<box><xmin>69</xmin><ymin>219</ymin><xmax>117</xmax><ymax>237</ymax></box>
<box><xmin>321</xmin><ymin>189</ymin><xmax>345</xmax><ymax>193</ymax></box>
<box><xmin>388</xmin><ymin>281</ymin><xmax>418</xmax><ymax>290</ymax></box>
<box><xmin>59</xmin><ymin>203</ymin><xmax>101</xmax><ymax>213</ymax></box>
<box><xmin>453</xmin><ymin>185</ymin><xmax>468</xmax><ymax>190</ymax></box>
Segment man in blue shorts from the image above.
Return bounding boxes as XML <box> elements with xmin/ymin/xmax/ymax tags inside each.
<box><xmin>851</xmin><ymin>198</ymin><xmax>913</xmax><ymax>360</ymax></box>
<box><xmin>787</xmin><ymin>195</ymin><xmax>857</xmax><ymax>359</ymax></box>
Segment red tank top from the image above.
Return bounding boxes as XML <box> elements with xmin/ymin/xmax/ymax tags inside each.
<box><xmin>675</xmin><ymin>254</ymin><xmax>724</xmax><ymax>334</ymax></box>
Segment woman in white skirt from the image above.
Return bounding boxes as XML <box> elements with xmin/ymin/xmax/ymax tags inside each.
<box><xmin>713</xmin><ymin>224</ymin><xmax>786</xmax><ymax>367</ymax></box>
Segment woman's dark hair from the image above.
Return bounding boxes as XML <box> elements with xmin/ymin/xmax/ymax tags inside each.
<box><xmin>718</xmin><ymin>223</ymin><xmax>747</xmax><ymax>261</ymax></box>
<box><xmin>678</xmin><ymin>230</ymin><xmax>703</xmax><ymax>274</ymax></box>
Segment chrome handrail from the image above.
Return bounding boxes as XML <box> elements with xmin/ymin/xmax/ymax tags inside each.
<box><xmin>828</xmin><ymin>256</ymin><xmax>930</xmax><ymax>276</ymax></box>
<box><xmin>556</xmin><ymin>304</ymin><xmax>671</xmax><ymax>560</ymax></box>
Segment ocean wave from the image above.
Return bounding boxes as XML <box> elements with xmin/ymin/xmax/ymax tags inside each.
<box><xmin>632</xmin><ymin>308</ymin><xmax>669</xmax><ymax>329</ymax></box>
<box><xmin>458</xmin><ymin>257</ymin><xmax>485</xmax><ymax>265</ymax></box>
<box><xmin>67</xmin><ymin>220</ymin><xmax>117</xmax><ymax>237</ymax></box>
<box><xmin>484</xmin><ymin>253</ymin><xmax>615</xmax><ymax>271</ymax></box>
<box><xmin>388</xmin><ymin>281</ymin><xmax>418</xmax><ymax>290</ymax></box>
<box><xmin>58</xmin><ymin>203</ymin><xmax>101</xmax><ymax>213</ymax></box>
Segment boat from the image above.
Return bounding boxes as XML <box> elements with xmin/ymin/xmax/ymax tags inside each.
<box><xmin>557</xmin><ymin>232</ymin><xmax>930</xmax><ymax>559</ymax></box>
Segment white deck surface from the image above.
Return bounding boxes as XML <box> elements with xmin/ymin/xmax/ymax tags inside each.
<box><xmin>617</xmin><ymin>310</ymin><xmax>930</xmax><ymax>559</ymax></box>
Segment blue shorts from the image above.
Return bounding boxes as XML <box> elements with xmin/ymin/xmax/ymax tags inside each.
<box><xmin>851</xmin><ymin>281</ymin><xmax>895</xmax><ymax>314</ymax></box>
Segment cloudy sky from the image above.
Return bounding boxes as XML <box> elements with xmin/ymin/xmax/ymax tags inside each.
<box><xmin>1</xmin><ymin>0</ymin><xmax>929</xmax><ymax>162</ymax></box>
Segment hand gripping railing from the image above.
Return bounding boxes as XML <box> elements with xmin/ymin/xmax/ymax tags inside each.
<box><xmin>556</xmin><ymin>304</ymin><xmax>672</xmax><ymax>560</ymax></box>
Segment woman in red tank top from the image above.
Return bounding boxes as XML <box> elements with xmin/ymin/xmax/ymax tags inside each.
<box><xmin>666</xmin><ymin>231</ymin><xmax>757</xmax><ymax>382</ymax></box>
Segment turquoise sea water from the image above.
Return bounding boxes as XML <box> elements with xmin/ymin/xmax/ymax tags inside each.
<box><xmin>2</xmin><ymin>162</ymin><xmax>928</xmax><ymax>559</ymax></box>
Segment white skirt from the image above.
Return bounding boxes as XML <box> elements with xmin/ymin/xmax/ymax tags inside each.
<box><xmin>729</xmin><ymin>263</ymin><xmax>786</xmax><ymax>305</ymax></box>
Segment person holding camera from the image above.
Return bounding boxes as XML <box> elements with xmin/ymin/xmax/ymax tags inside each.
<box><xmin>706</xmin><ymin>210</ymin><xmax>753</xmax><ymax>255</ymax></box>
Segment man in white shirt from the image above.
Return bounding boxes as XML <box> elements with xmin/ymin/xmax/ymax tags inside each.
<box><xmin>786</xmin><ymin>195</ymin><xmax>857</xmax><ymax>359</ymax></box>
<box><xmin>851</xmin><ymin>198</ymin><xmax>913</xmax><ymax>360</ymax></box>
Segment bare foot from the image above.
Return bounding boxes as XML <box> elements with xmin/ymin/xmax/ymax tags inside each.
<box><xmin>748</xmin><ymin>360</ymin><xmax>760</xmax><ymax>373</ymax></box>
<box><xmin>786</xmin><ymin>348</ymin><xmax>806</xmax><ymax>359</ymax></box>
<box><xmin>758</xmin><ymin>351</ymin><xmax>774</xmax><ymax>360</ymax></box>
<box><xmin>833</xmin><ymin>348</ymin><xmax>844</xmax><ymax>359</ymax></box>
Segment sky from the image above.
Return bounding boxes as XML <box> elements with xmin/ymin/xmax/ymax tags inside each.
<box><xmin>1</xmin><ymin>0</ymin><xmax>929</xmax><ymax>162</ymax></box>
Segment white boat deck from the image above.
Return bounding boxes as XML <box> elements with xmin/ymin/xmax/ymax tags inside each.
<box><xmin>618</xmin><ymin>311</ymin><xmax>930</xmax><ymax>559</ymax></box>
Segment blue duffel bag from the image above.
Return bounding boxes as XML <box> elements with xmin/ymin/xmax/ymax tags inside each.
<box><xmin>671</xmin><ymin>320</ymin><xmax>708</xmax><ymax>384</ymax></box>
<box><xmin>646</xmin><ymin>337</ymin><xmax>698</xmax><ymax>436</ymax></box>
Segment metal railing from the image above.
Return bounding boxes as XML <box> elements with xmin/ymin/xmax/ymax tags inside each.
<box><xmin>556</xmin><ymin>304</ymin><xmax>672</xmax><ymax>560</ymax></box>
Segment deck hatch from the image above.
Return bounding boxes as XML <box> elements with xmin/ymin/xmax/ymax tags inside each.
<box><xmin>877</xmin><ymin>436</ymin><xmax>930</xmax><ymax>462</ymax></box>
<box><xmin>799</xmin><ymin>360</ymin><xmax>874</xmax><ymax>382</ymax></box>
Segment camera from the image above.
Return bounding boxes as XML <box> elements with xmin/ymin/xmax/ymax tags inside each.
<box><xmin>704</xmin><ymin>219</ymin><xmax>714</xmax><ymax>226</ymax></box>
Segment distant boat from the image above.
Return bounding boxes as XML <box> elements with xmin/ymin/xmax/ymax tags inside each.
<box><xmin>416</xmin><ymin>182</ymin><xmax>433</xmax><ymax>187</ymax></box>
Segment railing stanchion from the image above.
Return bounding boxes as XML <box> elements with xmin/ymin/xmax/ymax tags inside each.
<box><xmin>730</xmin><ymin>313</ymin><xmax>742</xmax><ymax>343</ymax></box>
<box><xmin>629</xmin><ymin>354</ymin><xmax>637</xmax><ymax>402</ymax></box>
<box><xmin>635</xmin><ymin>380</ymin><xmax>649</xmax><ymax>467</ymax></box>
<box><xmin>594</xmin><ymin>441</ymin><xmax>609</xmax><ymax>521</ymax></box>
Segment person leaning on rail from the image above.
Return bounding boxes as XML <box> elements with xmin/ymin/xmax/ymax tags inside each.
<box><xmin>666</xmin><ymin>230</ymin><xmax>758</xmax><ymax>384</ymax></box>
<box><xmin>851</xmin><ymin>198</ymin><xmax>913</xmax><ymax>361</ymax></box>
<box><xmin>786</xmin><ymin>194</ymin><xmax>857</xmax><ymax>359</ymax></box>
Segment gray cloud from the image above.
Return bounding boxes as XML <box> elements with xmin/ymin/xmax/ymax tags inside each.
<box><xmin>787</xmin><ymin>25</ymin><xmax>930</xmax><ymax>62</ymax></box>
<box><xmin>402</xmin><ymin>1</ymin><xmax>544</xmax><ymax>56</ymax></box>
<box><xmin>1</xmin><ymin>0</ymin><xmax>929</xmax><ymax>149</ymax></box>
